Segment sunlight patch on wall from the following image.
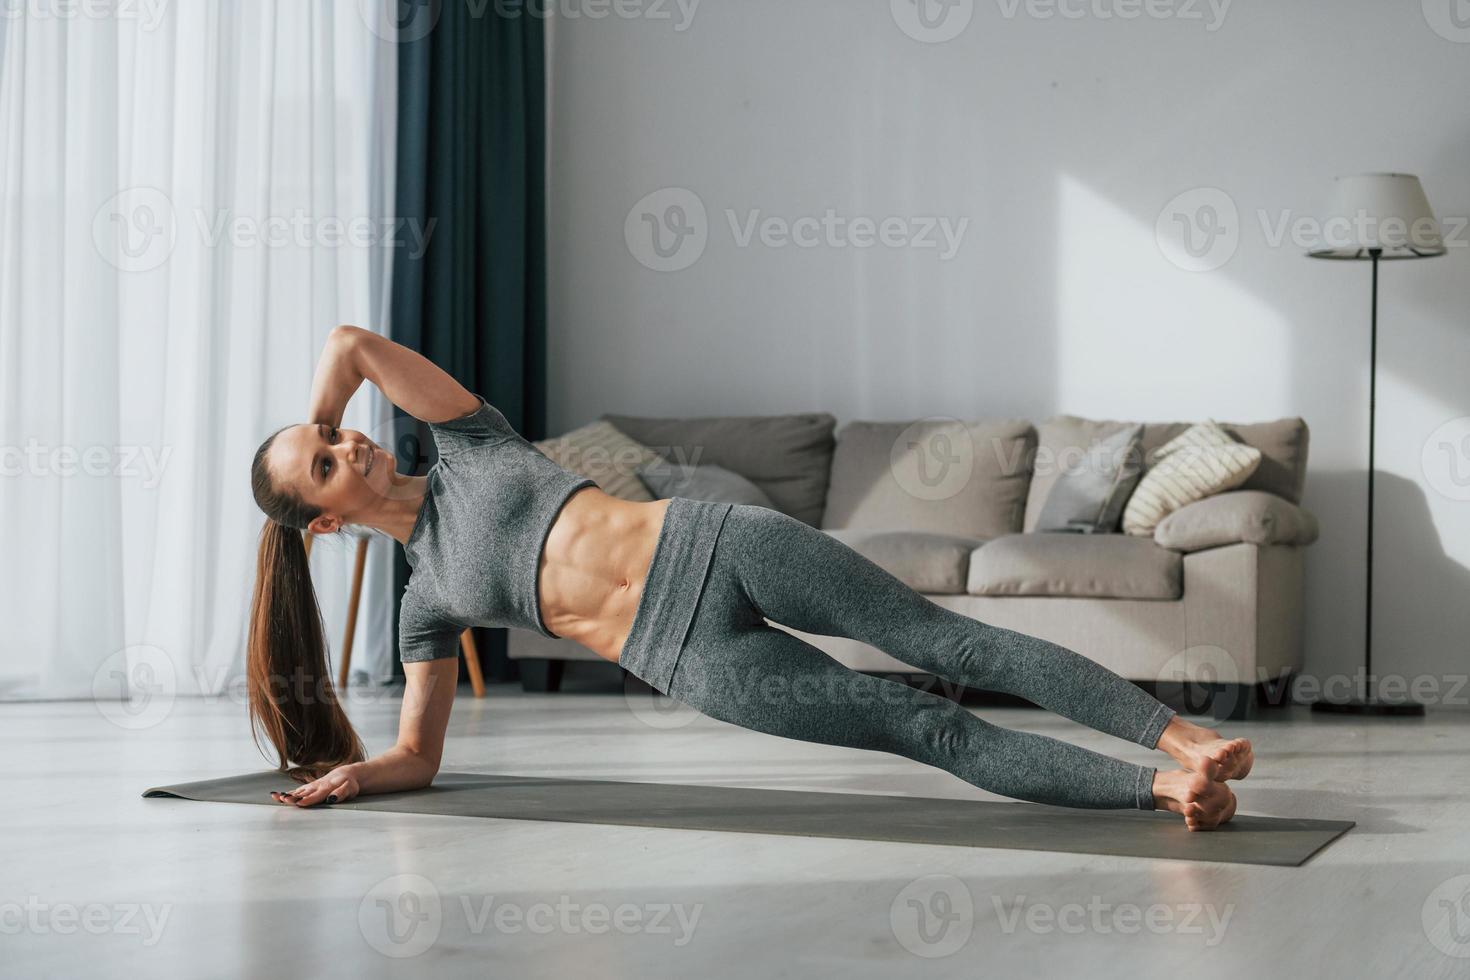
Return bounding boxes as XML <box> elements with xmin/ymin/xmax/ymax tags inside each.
<box><xmin>1055</xmin><ymin>175</ymin><xmax>1290</xmax><ymax>423</ymax></box>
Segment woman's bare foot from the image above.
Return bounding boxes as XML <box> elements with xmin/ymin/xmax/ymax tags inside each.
<box><xmin>1152</xmin><ymin>769</ymin><xmax>1237</xmax><ymax>831</ymax></box>
<box><xmin>1156</xmin><ymin>716</ymin><xmax>1253</xmax><ymax>781</ymax></box>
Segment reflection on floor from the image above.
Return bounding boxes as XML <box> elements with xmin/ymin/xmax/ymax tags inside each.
<box><xmin>6</xmin><ymin>669</ymin><xmax>1468</xmax><ymax>978</ymax></box>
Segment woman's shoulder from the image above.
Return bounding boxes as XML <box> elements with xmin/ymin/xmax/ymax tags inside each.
<box><xmin>427</xmin><ymin>394</ymin><xmax>518</xmax><ymax>455</ymax></box>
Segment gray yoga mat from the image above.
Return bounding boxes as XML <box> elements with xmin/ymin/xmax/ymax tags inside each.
<box><xmin>143</xmin><ymin>771</ymin><xmax>1353</xmax><ymax>867</ymax></box>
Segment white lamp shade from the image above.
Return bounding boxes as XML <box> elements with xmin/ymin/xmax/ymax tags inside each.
<box><xmin>1308</xmin><ymin>173</ymin><xmax>1445</xmax><ymax>260</ymax></box>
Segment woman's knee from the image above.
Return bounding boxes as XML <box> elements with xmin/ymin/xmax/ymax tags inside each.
<box><xmin>855</xmin><ymin>687</ymin><xmax>962</xmax><ymax>758</ymax></box>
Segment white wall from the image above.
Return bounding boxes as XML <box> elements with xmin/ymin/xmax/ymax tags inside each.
<box><xmin>546</xmin><ymin>0</ymin><xmax>1470</xmax><ymax>706</ymax></box>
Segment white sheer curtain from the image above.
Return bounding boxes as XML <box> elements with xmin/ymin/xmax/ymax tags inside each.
<box><xmin>0</xmin><ymin>2</ymin><xmax>400</xmax><ymax>700</ymax></box>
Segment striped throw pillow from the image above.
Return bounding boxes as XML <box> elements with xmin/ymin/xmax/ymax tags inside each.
<box><xmin>1121</xmin><ymin>420</ymin><xmax>1261</xmax><ymax>536</ymax></box>
<box><xmin>533</xmin><ymin>421</ymin><xmax>664</xmax><ymax>502</ymax></box>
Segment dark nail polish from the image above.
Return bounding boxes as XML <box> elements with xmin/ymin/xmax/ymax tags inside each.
<box><xmin>327</xmin><ymin>794</ymin><xmax>337</xmax><ymax>804</ymax></box>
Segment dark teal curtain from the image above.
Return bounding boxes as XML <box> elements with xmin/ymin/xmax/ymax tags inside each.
<box><xmin>388</xmin><ymin>1</ymin><xmax>548</xmax><ymax>681</ymax></box>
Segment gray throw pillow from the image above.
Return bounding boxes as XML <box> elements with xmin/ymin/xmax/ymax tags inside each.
<box><xmin>636</xmin><ymin>461</ymin><xmax>777</xmax><ymax>508</ymax></box>
<box><xmin>1035</xmin><ymin>423</ymin><xmax>1144</xmax><ymax>533</ymax></box>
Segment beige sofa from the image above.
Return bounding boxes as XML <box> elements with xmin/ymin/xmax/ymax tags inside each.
<box><xmin>509</xmin><ymin>411</ymin><xmax>1317</xmax><ymax>720</ymax></box>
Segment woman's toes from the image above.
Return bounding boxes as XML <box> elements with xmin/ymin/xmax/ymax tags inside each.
<box><xmin>1203</xmin><ymin>737</ymin><xmax>1253</xmax><ymax>780</ymax></box>
<box><xmin>1174</xmin><ymin>772</ymin><xmax>1235</xmax><ymax>831</ymax></box>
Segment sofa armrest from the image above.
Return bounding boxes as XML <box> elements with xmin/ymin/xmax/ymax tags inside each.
<box><xmin>1154</xmin><ymin>490</ymin><xmax>1318</xmax><ymax>553</ymax></box>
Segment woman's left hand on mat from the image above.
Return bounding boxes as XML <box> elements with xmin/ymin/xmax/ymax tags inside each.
<box><xmin>270</xmin><ymin>766</ymin><xmax>360</xmax><ymax>807</ymax></box>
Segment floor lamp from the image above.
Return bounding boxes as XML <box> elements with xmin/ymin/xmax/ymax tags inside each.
<box><xmin>1307</xmin><ymin>173</ymin><xmax>1444</xmax><ymax>715</ymax></box>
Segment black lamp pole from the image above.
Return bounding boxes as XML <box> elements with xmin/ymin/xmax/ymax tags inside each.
<box><xmin>1312</xmin><ymin>247</ymin><xmax>1424</xmax><ymax>716</ymax></box>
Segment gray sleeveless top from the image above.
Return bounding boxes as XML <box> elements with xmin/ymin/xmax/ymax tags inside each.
<box><xmin>398</xmin><ymin>396</ymin><xmax>597</xmax><ymax>663</ymax></box>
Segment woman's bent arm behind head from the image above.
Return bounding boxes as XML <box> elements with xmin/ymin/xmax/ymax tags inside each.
<box><xmin>309</xmin><ymin>325</ymin><xmax>480</xmax><ymax>428</ymax></box>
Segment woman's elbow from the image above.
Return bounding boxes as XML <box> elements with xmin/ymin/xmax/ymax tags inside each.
<box><xmin>328</xmin><ymin>324</ymin><xmax>370</xmax><ymax>349</ymax></box>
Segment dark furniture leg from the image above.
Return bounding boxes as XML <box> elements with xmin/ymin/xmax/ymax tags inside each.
<box><xmin>1210</xmin><ymin>682</ymin><xmax>1256</xmax><ymax>722</ymax></box>
<box><xmin>520</xmin><ymin>658</ymin><xmax>564</xmax><ymax>693</ymax></box>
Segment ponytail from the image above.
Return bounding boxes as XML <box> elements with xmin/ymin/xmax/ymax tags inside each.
<box><xmin>248</xmin><ymin>430</ymin><xmax>367</xmax><ymax>783</ymax></box>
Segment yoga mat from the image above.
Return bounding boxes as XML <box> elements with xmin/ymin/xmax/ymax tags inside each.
<box><xmin>143</xmin><ymin>771</ymin><xmax>1353</xmax><ymax>867</ymax></box>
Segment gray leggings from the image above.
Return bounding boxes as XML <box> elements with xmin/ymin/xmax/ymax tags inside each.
<box><xmin>651</xmin><ymin>502</ymin><xmax>1177</xmax><ymax>811</ymax></box>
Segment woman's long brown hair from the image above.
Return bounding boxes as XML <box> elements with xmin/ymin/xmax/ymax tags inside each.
<box><xmin>247</xmin><ymin>429</ymin><xmax>367</xmax><ymax>783</ymax></box>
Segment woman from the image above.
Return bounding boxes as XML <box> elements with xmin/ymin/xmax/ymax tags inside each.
<box><xmin>249</xmin><ymin>326</ymin><xmax>1251</xmax><ymax>831</ymax></box>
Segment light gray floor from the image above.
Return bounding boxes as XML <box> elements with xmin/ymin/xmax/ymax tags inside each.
<box><xmin>6</xmin><ymin>670</ymin><xmax>1470</xmax><ymax>979</ymax></box>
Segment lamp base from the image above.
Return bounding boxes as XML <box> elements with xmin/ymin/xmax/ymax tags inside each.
<box><xmin>1311</xmin><ymin>698</ymin><xmax>1425</xmax><ymax>717</ymax></box>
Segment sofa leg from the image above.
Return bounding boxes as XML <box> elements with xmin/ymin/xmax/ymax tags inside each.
<box><xmin>520</xmin><ymin>658</ymin><xmax>564</xmax><ymax>693</ymax></box>
<box><xmin>1209</xmin><ymin>682</ymin><xmax>1255</xmax><ymax>722</ymax></box>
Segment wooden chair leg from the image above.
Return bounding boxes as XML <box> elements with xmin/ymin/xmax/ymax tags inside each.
<box><xmin>459</xmin><ymin>629</ymin><xmax>486</xmax><ymax>698</ymax></box>
<box><xmin>337</xmin><ymin>536</ymin><xmax>369</xmax><ymax>690</ymax></box>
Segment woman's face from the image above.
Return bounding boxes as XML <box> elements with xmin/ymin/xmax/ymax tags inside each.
<box><xmin>267</xmin><ymin>423</ymin><xmax>397</xmax><ymax>534</ymax></box>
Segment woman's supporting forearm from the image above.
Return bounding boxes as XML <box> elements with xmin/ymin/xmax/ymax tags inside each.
<box><xmin>342</xmin><ymin>743</ymin><xmax>438</xmax><ymax>796</ymax></box>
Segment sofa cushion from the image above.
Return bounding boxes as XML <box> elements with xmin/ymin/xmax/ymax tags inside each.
<box><xmin>820</xmin><ymin>418</ymin><xmax>1036</xmax><ymax>538</ymax></box>
<box><xmin>532</xmin><ymin>420</ymin><xmax>663</xmax><ymax>502</ymax></box>
<box><xmin>1034</xmin><ymin>423</ymin><xmax>1143</xmax><ymax>533</ymax></box>
<box><xmin>824</xmin><ymin>528</ymin><xmax>984</xmax><ymax>595</ymax></box>
<box><xmin>967</xmin><ymin>533</ymin><xmax>1183</xmax><ymax>599</ymax></box>
<box><xmin>636</xmin><ymin>461</ymin><xmax>776</xmax><ymax>508</ymax></box>
<box><xmin>600</xmin><ymin>412</ymin><xmax>837</xmax><ymax>526</ymax></box>
<box><xmin>1153</xmin><ymin>490</ymin><xmax>1320</xmax><ymax>553</ymax></box>
<box><xmin>1024</xmin><ymin>415</ymin><xmax>1310</xmax><ymax>531</ymax></box>
<box><xmin>1121</xmin><ymin>420</ymin><xmax>1262</xmax><ymax>536</ymax></box>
